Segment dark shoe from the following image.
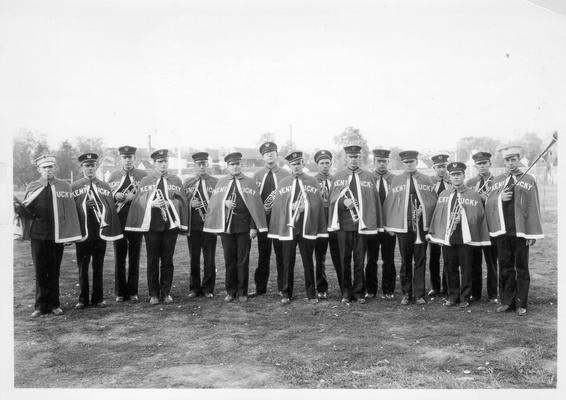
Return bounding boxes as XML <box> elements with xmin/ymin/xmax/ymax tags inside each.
<box><xmin>358</xmin><ymin>298</ymin><xmax>367</xmax><ymax>304</ymax></box>
<box><xmin>130</xmin><ymin>295</ymin><xmax>139</xmax><ymax>302</ymax></box>
<box><xmin>248</xmin><ymin>291</ymin><xmax>266</xmax><ymax>298</ymax></box>
<box><xmin>517</xmin><ymin>307</ymin><xmax>527</xmax><ymax>316</ymax></box>
<box><xmin>400</xmin><ymin>296</ymin><xmax>411</xmax><ymax>305</ymax></box>
<box><xmin>94</xmin><ymin>301</ymin><xmax>107</xmax><ymax>308</ymax></box>
<box><xmin>468</xmin><ymin>295</ymin><xmax>479</xmax><ymax>302</ymax></box>
<box><xmin>317</xmin><ymin>292</ymin><xmax>328</xmax><ymax>300</ymax></box>
<box><xmin>164</xmin><ymin>295</ymin><xmax>173</xmax><ymax>304</ymax></box>
<box><xmin>238</xmin><ymin>296</ymin><xmax>248</xmax><ymax>303</ymax></box>
<box><xmin>224</xmin><ymin>295</ymin><xmax>235</xmax><ymax>303</ymax></box>
<box><xmin>308</xmin><ymin>298</ymin><xmax>319</xmax><ymax>304</ymax></box>
<box><xmin>489</xmin><ymin>298</ymin><xmax>499</xmax><ymax>304</ymax></box>
<box><xmin>459</xmin><ymin>301</ymin><xmax>470</xmax><ymax>308</ymax></box>
<box><xmin>204</xmin><ymin>292</ymin><xmax>214</xmax><ymax>299</ymax></box>
<box><xmin>149</xmin><ymin>296</ymin><xmax>160</xmax><ymax>305</ymax></box>
<box><xmin>115</xmin><ymin>296</ymin><xmax>125</xmax><ymax>302</ymax></box>
<box><xmin>444</xmin><ymin>300</ymin><xmax>457</xmax><ymax>307</ymax></box>
<box><xmin>496</xmin><ymin>304</ymin><xmax>512</xmax><ymax>313</ymax></box>
<box><xmin>31</xmin><ymin>310</ymin><xmax>42</xmax><ymax>318</ymax></box>
<box><xmin>415</xmin><ymin>297</ymin><xmax>427</xmax><ymax>305</ymax></box>
<box><xmin>427</xmin><ymin>289</ymin><xmax>438</xmax><ymax>297</ymax></box>
<box><xmin>188</xmin><ymin>292</ymin><xmax>198</xmax><ymax>299</ymax></box>
<box><xmin>280</xmin><ymin>297</ymin><xmax>291</xmax><ymax>304</ymax></box>
<box><xmin>52</xmin><ymin>307</ymin><xmax>64</xmax><ymax>315</ymax></box>
<box><xmin>74</xmin><ymin>302</ymin><xmax>85</xmax><ymax>310</ymax></box>
<box><xmin>341</xmin><ymin>297</ymin><xmax>350</xmax><ymax>304</ymax></box>
<box><xmin>383</xmin><ymin>294</ymin><xmax>395</xmax><ymax>300</ymax></box>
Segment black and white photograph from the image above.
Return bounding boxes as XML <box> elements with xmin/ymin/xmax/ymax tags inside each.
<box><xmin>1</xmin><ymin>0</ymin><xmax>563</xmax><ymax>397</ymax></box>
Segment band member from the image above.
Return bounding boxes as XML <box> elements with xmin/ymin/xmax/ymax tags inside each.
<box><xmin>466</xmin><ymin>151</ymin><xmax>499</xmax><ymax>303</ymax></box>
<box><xmin>428</xmin><ymin>153</ymin><xmax>451</xmax><ymax>297</ymax></box>
<box><xmin>328</xmin><ymin>145</ymin><xmax>382</xmax><ymax>304</ymax></box>
<box><xmin>268</xmin><ymin>151</ymin><xmax>328</xmax><ymax>304</ymax></box>
<box><xmin>183</xmin><ymin>152</ymin><xmax>218</xmax><ymax>298</ymax></box>
<box><xmin>365</xmin><ymin>148</ymin><xmax>397</xmax><ymax>300</ymax></box>
<box><xmin>313</xmin><ymin>150</ymin><xmax>341</xmax><ymax>299</ymax></box>
<box><xmin>383</xmin><ymin>150</ymin><xmax>437</xmax><ymax>305</ymax></box>
<box><xmin>203</xmin><ymin>152</ymin><xmax>267</xmax><ymax>302</ymax></box>
<box><xmin>125</xmin><ymin>149</ymin><xmax>188</xmax><ymax>305</ymax></box>
<box><xmin>250</xmin><ymin>141</ymin><xmax>290</xmax><ymax>297</ymax></box>
<box><xmin>15</xmin><ymin>154</ymin><xmax>82</xmax><ymax>317</ymax></box>
<box><xmin>72</xmin><ymin>153</ymin><xmax>122</xmax><ymax>310</ymax></box>
<box><xmin>107</xmin><ymin>145</ymin><xmax>147</xmax><ymax>302</ymax></box>
<box><xmin>485</xmin><ymin>145</ymin><xmax>543</xmax><ymax>316</ymax></box>
<box><xmin>427</xmin><ymin>162</ymin><xmax>490</xmax><ymax>308</ymax></box>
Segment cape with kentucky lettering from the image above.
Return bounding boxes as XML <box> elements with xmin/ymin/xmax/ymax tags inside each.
<box><xmin>484</xmin><ymin>171</ymin><xmax>543</xmax><ymax>239</ymax></box>
<box><xmin>382</xmin><ymin>171</ymin><xmax>437</xmax><ymax>233</ymax></box>
<box><xmin>125</xmin><ymin>171</ymin><xmax>189</xmax><ymax>232</ymax></box>
<box><xmin>203</xmin><ymin>174</ymin><xmax>268</xmax><ymax>233</ymax></box>
<box><xmin>268</xmin><ymin>174</ymin><xmax>328</xmax><ymax>241</ymax></box>
<box><xmin>107</xmin><ymin>168</ymin><xmax>148</xmax><ymax>195</ymax></box>
<box><xmin>253</xmin><ymin>165</ymin><xmax>291</xmax><ymax>198</ymax></box>
<box><xmin>183</xmin><ymin>174</ymin><xmax>219</xmax><ymax>230</ymax></box>
<box><xmin>72</xmin><ymin>178</ymin><xmax>123</xmax><ymax>241</ymax></box>
<box><xmin>327</xmin><ymin>168</ymin><xmax>382</xmax><ymax>234</ymax></box>
<box><xmin>21</xmin><ymin>178</ymin><xmax>83</xmax><ymax>243</ymax></box>
<box><xmin>426</xmin><ymin>187</ymin><xmax>490</xmax><ymax>246</ymax></box>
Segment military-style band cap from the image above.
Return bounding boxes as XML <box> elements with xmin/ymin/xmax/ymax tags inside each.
<box><xmin>192</xmin><ymin>152</ymin><xmax>209</xmax><ymax>162</ymax></box>
<box><xmin>314</xmin><ymin>149</ymin><xmax>332</xmax><ymax>163</ymax></box>
<box><xmin>447</xmin><ymin>161</ymin><xmax>466</xmax><ymax>174</ymax></box>
<box><xmin>259</xmin><ymin>141</ymin><xmax>278</xmax><ymax>155</ymax></box>
<box><xmin>472</xmin><ymin>151</ymin><xmax>492</xmax><ymax>163</ymax></box>
<box><xmin>34</xmin><ymin>153</ymin><xmax>56</xmax><ymax>167</ymax></box>
<box><xmin>78</xmin><ymin>153</ymin><xmax>99</xmax><ymax>164</ymax></box>
<box><xmin>150</xmin><ymin>149</ymin><xmax>169</xmax><ymax>161</ymax></box>
<box><xmin>344</xmin><ymin>145</ymin><xmax>362</xmax><ymax>155</ymax></box>
<box><xmin>431</xmin><ymin>154</ymin><xmax>450</xmax><ymax>166</ymax></box>
<box><xmin>399</xmin><ymin>150</ymin><xmax>419</xmax><ymax>161</ymax></box>
<box><xmin>372</xmin><ymin>148</ymin><xmax>391</xmax><ymax>159</ymax></box>
<box><xmin>498</xmin><ymin>145</ymin><xmax>522</xmax><ymax>160</ymax></box>
<box><xmin>285</xmin><ymin>150</ymin><xmax>303</xmax><ymax>163</ymax></box>
<box><xmin>224</xmin><ymin>152</ymin><xmax>242</xmax><ymax>164</ymax></box>
<box><xmin>118</xmin><ymin>145</ymin><xmax>137</xmax><ymax>155</ymax></box>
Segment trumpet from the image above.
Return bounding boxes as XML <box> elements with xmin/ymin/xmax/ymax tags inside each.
<box><xmin>87</xmin><ymin>188</ymin><xmax>108</xmax><ymax>228</ymax></box>
<box><xmin>447</xmin><ymin>196</ymin><xmax>462</xmax><ymax>237</ymax></box>
<box><xmin>191</xmin><ymin>183</ymin><xmax>208</xmax><ymax>222</ymax></box>
<box><xmin>263</xmin><ymin>190</ymin><xmax>277</xmax><ymax>212</ymax></box>
<box><xmin>287</xmin><ymin>190</ymin><xmax>305</xmax><ymax>228</ymax></box>
<box><xmin>409</xmin><ymin>193</ymin><xmax>423</xmax><ymax>244</ymax></box>
<box><xmin>225</xmin><ymin>192</ymin><xmax>237</xmax><ymax>231</ymax></box>
<box><xmin>116</xmin><ymin>182</ymin><xmax>137</xmax><ymax>213</ymax></box>
<box><xmin>476</xmin><ymin>178</ymin><xmax>492</xmax><ymax>196</ymax></box>
<box><xmin>155</xmin><ymin>188</ymin><xmax>175</xmax><ymax>228</ymax></box>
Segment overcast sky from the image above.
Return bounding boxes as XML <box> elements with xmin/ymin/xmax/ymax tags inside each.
<box><xmin>1</xmin><ymin>0</ymin><xmax>565</xmax><ymax>154</ymax></box>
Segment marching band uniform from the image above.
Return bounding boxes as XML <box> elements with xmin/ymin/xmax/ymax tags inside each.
<box><xmin>428</xmin><ymin>153</ymin><xmax>451</xmax><ymax>297</ymax></box>
<box><xmin>485</xmin><ymin>146</ymin><xmax>543</xmax><ymax>315</ymax></box>
<box><xmin>313</xmin><ymin>150</ymin><xmax>341</xmax><ymax>298</ymax></box>
<box><xmin>18</xmin><ymin>154</ymin><xmax>83</xmax><ymax>317</ymax></box>
<box><xmin>427</xmin><ymin>162</ymin><xmax>490</xmax><ymax>307</ymax></box>
<box><xmin>365</xmin><ymin>149</ymin><xmax>397</xmax><ymax>299</ymax></box>
<box><xmin>183</xmin><ymin>152</ymin><xmax>218</xmax><ymax>298</ymax></box>
<box><xmin>268</xmin><ymin>151</ymin><xmax>328</xmax><ymax>303</ymax></box>
<box><xmin>125</xmin><ymin>149</ymin><xmax>189</xmax><ymax>304</ymax></box>
<box><xmin>328</xmin><ymin>145</ymin><xmax>382</xmax><ymax>303</ymax></box>
<box><xmin>72</xmin><ymin>153</ymin><xmax>123</xmax><ymax>309</ymax></box>
<box><xmin>466</xmin><ymin>151</ymin><xmax>498</xmax><ymax>303</ymax></box>
<box><xmin>107</xmin><ymin>145</ymin><xmax>147</xmax><ymax>302</ymax></box>
<box><xmin>204</xmin><ymin>152</ymin><xmax>268</xmax><ymax>302</ymax></box>
<box><xmin>251</xmin><ymin>142</ymin><xmax>290</xmax><ymax>296</ymax></box>
<box><xmin>383</xmin><ymin>150</ymin><xmax>437</xmax><ymax>305</ymax></box>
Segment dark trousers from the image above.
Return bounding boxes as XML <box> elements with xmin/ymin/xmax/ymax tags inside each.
<box><xmin>336</xmin><ymin>231</ymin><xmax>367</xmax><ymax>301</ymax></box>
<box><xmin>221</xmin><ymin>233</ymin><xmax>251</xmax><ymax>297</ymax></box>
<box><xmin>76</xmin><ymin>239</ymin><xmax>107</xmax><ymax>305</ymax></box>
<box><xmin>31</xmin><ymin>239</ymin><xmax>64</xmax><ymax>313</ymax></box>
<box><xmin>429</xmin><ymin>243</ymin><xmax>447</xmax><ymax>293</ymax></box>
<box><xmin>254</xmin><ymin>232</ymin><xmax>284</xmax><ymax>293</ymax></box>
<box><xmin>443</xmin><ymin>245</ymin><xmax>473</xmax><ymax>303</ymax></box>
<box><xmin>144</xmin><ymin>230</ymin><xmax>178</xmax><ymax>299</ymax></box>
<box><xmin>497</xmin><ymin>236</ymin><xmax>530</xmax><ymax>309</ymax></box>
<box><xmin>365</xmin><ymin>232</ymin><xmax>397</xmax><ymax>295</ymax></box>
<box><xmin>114</xmin><ymin>231</ymin><xmax>143</xmax><ymax>299</ymax></box>
<box><xmin>281</xmin><ymin>236</ymin><xmax>316</xmax><ymax>299</ymax></box>
<box><xmin>187</xmin><ymin>230</ymin><xmax>218</xmax><ymax>294</ymax></box>
<box><xmin>397</xmin><ymin>232</ymin><xmax>427</xmax><ymax>299</ymax></box>
<box><xmin>314</xmin><ymin>232</ymin><xmax>341</xmax><ymax>293</ymax></box>
<box><xmin>471</xmin><ymin>239</ymin><xmax>499</xmax><ymax>300</ymax></box>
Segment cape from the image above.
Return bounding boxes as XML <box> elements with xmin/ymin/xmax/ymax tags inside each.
<box><xmin>72</xmin><ymin>178</ymin><xmax>123</xmax><ymax>241</ymax></box>
<box><xmin>183</xmin><ymin>173</ymin><xmax>219</xmax><ymax>230</ymax></box>
<box><xmin>327</xmin><ymin>168</ymin><xmax>383</xmax><ymax>234</ymax></box>
<box><xmin>125</xmin><ymin>171</ymin><xmax>189</xmax><ymax>232</ymax></box>
<box><xmin>484</xmin><ymin>171</ymin><xmax>543</xmax><ymax>239</ymax></box>
<box><xmin>267</xmin><ymin>174</ymin><xmax>328</xmax><ymax>241</ymax></box>
<box><xmin>21</xmin><ymin>177</ymin><xmax>83</xmax><ymax>243</ymax></box>
<box><xmin>426</xmin><ymin>186</ymin><xmax>491</xmax><ymax>246</ymax></box>
<box><xmin>253</xmin><ymin>165</ymin><xmax>291</xmax><ymax>198</ymax></box>
<box><xmin>203</xmin><ymin>173</ymin><xmax>268</xmax><ymax>234</ymax></box>
<box><xmin>107</xmin><ymin>168</ymin><xmax>148</xmax><ymax>196</ymax></box>
<box><xmin>382</xmin><ymin>171</ymin><xmax>438</xmax><ymax>233</ymax></box>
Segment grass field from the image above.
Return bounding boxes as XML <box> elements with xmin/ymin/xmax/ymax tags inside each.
<box><xmin>12</xmin><ymin>185</ymin><xmax>557</xmax><ymax>389</ymax></box>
